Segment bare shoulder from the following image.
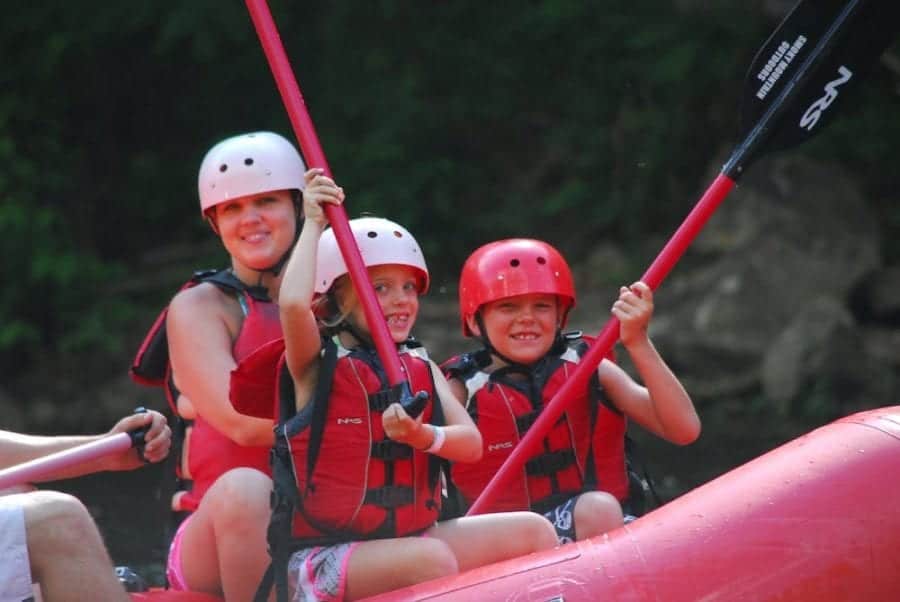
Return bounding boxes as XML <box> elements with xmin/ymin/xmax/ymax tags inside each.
<box><xmin>169</xmin><ymin>281</ymin><xmax>230</xmax><ymax>320</ymax></box>
<box><xmin>167</xmin><ymin>281</ymin><xmax>242</xmax><ymax>339</ymax></box>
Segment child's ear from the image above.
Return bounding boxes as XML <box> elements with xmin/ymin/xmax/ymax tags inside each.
<box><xmin>466</xmin><ymin>315</ymin><xmax>482</xmax><ymax>337</ymax></box>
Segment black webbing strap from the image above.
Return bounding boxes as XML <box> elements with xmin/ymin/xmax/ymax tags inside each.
<box><xmin>304</xmin><ymin>338</ymin><xmax>339</xmax><ymax>492</ymax></box>
<box><xmin>525</xmin><ymin>449</ymin><xmax>577</xmax><ymax>476</ymax></box>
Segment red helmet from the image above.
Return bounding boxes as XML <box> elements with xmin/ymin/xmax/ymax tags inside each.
<box><xmin>458</xmin><ymin>239</ymin><xmax>576</xmax><ymax>336</ymax></box>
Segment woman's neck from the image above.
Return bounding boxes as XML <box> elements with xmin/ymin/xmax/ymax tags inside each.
<box><xmin>230</xmin><ymin>262</ymin><xmax>282</xmax><ymax>300</ymax></box>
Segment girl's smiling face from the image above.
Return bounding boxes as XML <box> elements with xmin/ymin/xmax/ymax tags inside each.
<box><xmin>472</xmin><ymin>293</ymin><xmax>560</xmax><ymax>365</ymax></box>
<box><xmin>340</xmin><ymin>264</ymin><xmax>421</xmax><ymax>343</ymax></box>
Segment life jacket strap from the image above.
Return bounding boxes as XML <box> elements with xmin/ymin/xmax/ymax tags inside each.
<box><xmin>526</xmin><ymin>449</ymin><xmax>577</xmax><ymax>476</ymax></box>
<box><xmin>363</xmin><ymin>485</ymin><xmax>415</xmax><ymax>508</ymax></box>
<box><xmin>515</xmin><ymin>409</ymin><xmax>540</xmax><ymax>433</ymax></box>
<box><xmin>371</xmin><ymin>439</ymin><xmax>413</xmax><ymax>461</ymax></box>
<box><xmin>367</xmin><ymin>382</ymin><xmax>407</xmax><ymax>412</ymax></box>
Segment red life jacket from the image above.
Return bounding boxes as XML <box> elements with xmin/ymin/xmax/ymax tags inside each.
<box><xmin>130</xmin><ymin>270</ymin><xmax>281</xmax><ymax>512</ymax></box>
<box><xmin>443</xmin><ymin>336</ymin><xmax>628</xmax><ymax>514</ymax></box>
<box><xmin>269</xmin><ymin>339</ymin><xmax>444</xmax><ymax>545</ymax></box>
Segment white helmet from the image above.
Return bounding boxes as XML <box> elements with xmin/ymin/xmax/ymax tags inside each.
<box><xmin>197</xmin><ymin>131</ymin><xmax>306</xmax><ymax>216</ymax></box>
<box><xmin>315</xmin><ymin>217</ymin><xmax>429</xmax><ymax>295</ymax></box>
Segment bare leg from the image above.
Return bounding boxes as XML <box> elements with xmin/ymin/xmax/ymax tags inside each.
<box><xmin>573</xmin><ymin>491</ymin><xmax>624</xmax><ymax>540</ymax></box>
<box><xmin>345</xmin><ymin>537</ymin><xmax>458</xmax><ymax>600</ymax></box>
<box><xmin>177</xmin><ymin>467</ymin><xmax>273</xmax><ymax>601</ymax></box>
<box><xmin>426</xmin><ymin>511</ymin><xmax>558</xmax><ymax>571</ymax></box>
<box><xmin>22</xmin><ymin>490</ymin><xmax>129</xmax><ymax>602</ymax></box>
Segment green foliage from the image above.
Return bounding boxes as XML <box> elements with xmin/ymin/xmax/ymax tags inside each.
<box><xmin>1</xmin><ymin>1</ymin><xmax>897</xmax><ymax>381</ymax></box>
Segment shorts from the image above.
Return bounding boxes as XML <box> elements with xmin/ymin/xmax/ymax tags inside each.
<box><xmin>0</xmin><ymin>499</ymin><xmax>35</xmax><ymax>602</ymax></box>
<box><xmin>543</xmin><ymin>496</ymin><xmax>578</xmax><ymax>545</ymax></box>
<box><xmin>165</xmin><ymin>514</ymin><xmax>193</xmax><ymax>591</ymax></box>
<box><xmin>543</xmin><ymin>495</ymin><xmax>637</xmax><ymax>544</ymax></box>
<box><xmin>288</xmin><ymin>542</ymin><xmax>359</xmax><ymax>602</ymax></box>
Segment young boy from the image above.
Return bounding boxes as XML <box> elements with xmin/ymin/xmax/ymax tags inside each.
<box><xmin>443</xmin><ymin>238</ymin><xmax>700</xmax><ymax>543</ymax></box>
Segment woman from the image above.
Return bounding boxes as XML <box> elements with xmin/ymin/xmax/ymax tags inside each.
<box><xmin>162</xmin><ymin>131</ymin><xmax>305</xmax><ymax>600</ymax></box>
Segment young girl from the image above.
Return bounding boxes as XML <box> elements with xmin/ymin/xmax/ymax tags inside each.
<box><xmin>139</xmin><ymin>131</ymin><xmax>307</xmax><ymax>600</ymax></box>
<box><xmin>443</xmin><ymin>238</ymin><xmax>701</xmax><ymax>544</ymax></box>
<box><xmin>258</xmin><ymin>171</ymin><xmax>558</xmax><ymax>601</ymax></box>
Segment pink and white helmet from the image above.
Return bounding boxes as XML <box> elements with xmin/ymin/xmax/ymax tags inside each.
<box><xmin>197</xmin><ymin>131</ymin><xmax>306</xmax><ymax>217</ymax></box>
<box><xmin>315</xmin><ymin>217</ymin><xmax>429</xmax><ymax>294</ymax></box>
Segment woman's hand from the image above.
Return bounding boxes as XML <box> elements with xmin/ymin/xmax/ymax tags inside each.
<box><xmin>302</xmin><ymin>168</ymin><xmax>345</xmax><ymax>227</ymax></box>
<box><xmin>382</xmin><ymin>402</ymin><xmax>433</xmax><ymax>450</ymax></box>
<box><xmin>612</xmin><ymin>281</ymin><xmax>653</xmax><ymax>348</ymax></box>
<box><xmin>106</xmin><ymin>410</ymin><xmax>172</xmax><ymax>470</ymax></box>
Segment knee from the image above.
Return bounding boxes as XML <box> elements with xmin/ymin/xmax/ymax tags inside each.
<box><xmin>574</xmin><ymin>492</ymin><xmax>624</xmax><ymax>540</ymax></box>
<box><xmin>520</xmin><ymin>512</ymin><xmax>559</xmax><ymax>552</ymax></box>
<box><xmin>23</xmin><ymin>491</ymin><xmax>100</xmax><ymax>562</ymax></box>
<box><xmin>205</xmin><ymin>468</ymin><xmax>272</xmax><ymax>527</ymax></box>
<box><xmin>412</xmin><ymin>539</ymin><xmax>458</xmax><ymax>582</ymax></box>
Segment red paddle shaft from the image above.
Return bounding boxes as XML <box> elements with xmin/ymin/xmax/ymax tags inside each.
<box><xmin>245</xmin><ymin>0</ymin><xmax>407</xmax><ymax>388</ymax></box>
<box><xmin>467</xmin><ymin>174</ymin><xmax>735</xmax><ymax>515</ymax></box>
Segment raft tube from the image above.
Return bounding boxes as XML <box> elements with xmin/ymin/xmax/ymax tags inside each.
<box><xmin>129</xmin><ymin>407</ymin><xmax>900</xmax><ymax>601</ymax></box>
<box><xmin>130</xmin><ymin>592</ymin><xmax>221</xmax><ymax>601</ymax></box>
<box><xmin>363</xmin><ymin>406</ymin><xmax>900</xmax><ymax>601</ymax></box>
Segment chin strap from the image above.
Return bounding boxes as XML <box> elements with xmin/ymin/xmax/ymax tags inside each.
<box><xmin>473</xmin><ymin>313</ymin><xmax>572</xmax><ymax>372</ymax></box>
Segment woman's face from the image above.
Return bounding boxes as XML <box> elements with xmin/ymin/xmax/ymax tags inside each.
<box><xmin>339</xmin><ymin>264</ymin><xmax>421</xmax><ymax>343</ymax></box>
<box><xmin>473</xmin><ymin>293</ymin><xmax>560</xmax><ymax>365</ymax></box>
<box><xmin>212</xmin><ymin>189</ymin><xmax>296</xmax><ymax>272</ymax></box>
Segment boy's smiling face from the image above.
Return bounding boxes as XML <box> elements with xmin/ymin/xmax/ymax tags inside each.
<box><xmin>472</xmin><ymin>293</ymin><xmax>560</xmax><ymax>365</ymax></box>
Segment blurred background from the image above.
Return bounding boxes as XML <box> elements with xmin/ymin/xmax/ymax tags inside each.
<box><xmin>2</xmin><ymin>0</ymin><xmax>898</xmax><ymax>581</ymax></box>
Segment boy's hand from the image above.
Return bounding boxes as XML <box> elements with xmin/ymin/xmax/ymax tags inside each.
<box><xmin>612</xmin><ymin>281</ymin><xmax>653</xmax><ymax>347</ymax></box>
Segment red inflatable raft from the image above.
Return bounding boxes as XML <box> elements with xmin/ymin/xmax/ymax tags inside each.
<box><xmin>131</xmin><ymin>406</ymin><xmax>900</xmax><ymax>601</ymax></box>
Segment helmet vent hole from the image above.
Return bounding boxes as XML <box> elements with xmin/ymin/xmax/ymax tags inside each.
<box><xmin>536</xmin><ymin>256</ymin><xmax>547</xmax><ymax>265</ymax></box>
<box><xmin>218</xmin><ymin>164</ymin><xmax>228</xmax><ymax>173</ymax></box>
<box><xmin>244</xmin><ymin>158</ymin><xmax>254</xmax><ymax>166</ymax></box>
<box><xmin>509</xmin><ymin>259</ymin><xmax>520</xmax><ymax>267</ymax></box>
<box><xmin>367</xmin><ymin>231</ymin><xmax>378</xmax><ymax>238</ymax></box>
<box><xmin>393</xmin><ymin>230</ymin><xmax>403</xmax><ymax>238</ymax></box>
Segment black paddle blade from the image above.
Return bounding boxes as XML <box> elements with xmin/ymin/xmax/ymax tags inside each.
<box><xmin>727</xmin><ymin>0</ymin><xmax>899</xmax><ymax>178</ymax></box>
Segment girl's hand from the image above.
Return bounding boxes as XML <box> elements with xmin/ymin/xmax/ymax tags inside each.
<box><xmin>302</xmin><ymin>168</ymin><xmax>345</xmax><ymax>227</ymax></box>
<box><xmin>612</xmin><ymin>281</ymin><xmax>653</xmax><ymax>347</ymax></box>
<box><xmin>382</xmin><ymin>402</ymin><xmax>431</xmax><ymax>449</ymax></box>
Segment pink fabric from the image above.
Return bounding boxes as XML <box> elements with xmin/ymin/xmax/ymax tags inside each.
<box><xmin>165</xmin><ymin>514</ymin><xmax>193</xmax><ymax>591</ymax></box>
<box><xmin>288</xmin><ymin>542</ymin><xmax>359</xmax><ymax>602</ymax></box>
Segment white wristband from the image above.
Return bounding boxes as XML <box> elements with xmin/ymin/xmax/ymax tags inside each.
<box><xmin>424</xmin><ymin>425</ymin><xmax>446</xmax><ymax>454</ymax></box>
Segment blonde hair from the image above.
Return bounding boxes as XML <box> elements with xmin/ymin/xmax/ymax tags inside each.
<box><xmin>315</xmin><ymin>275</ymin><xmax>357</xmax><ymax>332</ymax></box>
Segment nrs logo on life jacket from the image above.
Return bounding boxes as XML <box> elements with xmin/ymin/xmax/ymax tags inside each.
<box><xmin>336</xmin><ymin>417</ymin><xmax>365</xmax><ymax>425</ymax></box>
<box><xmin>488</xmin><ymin>441</ymin><xmax>514</xmax><ymax>452</ymax></box>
